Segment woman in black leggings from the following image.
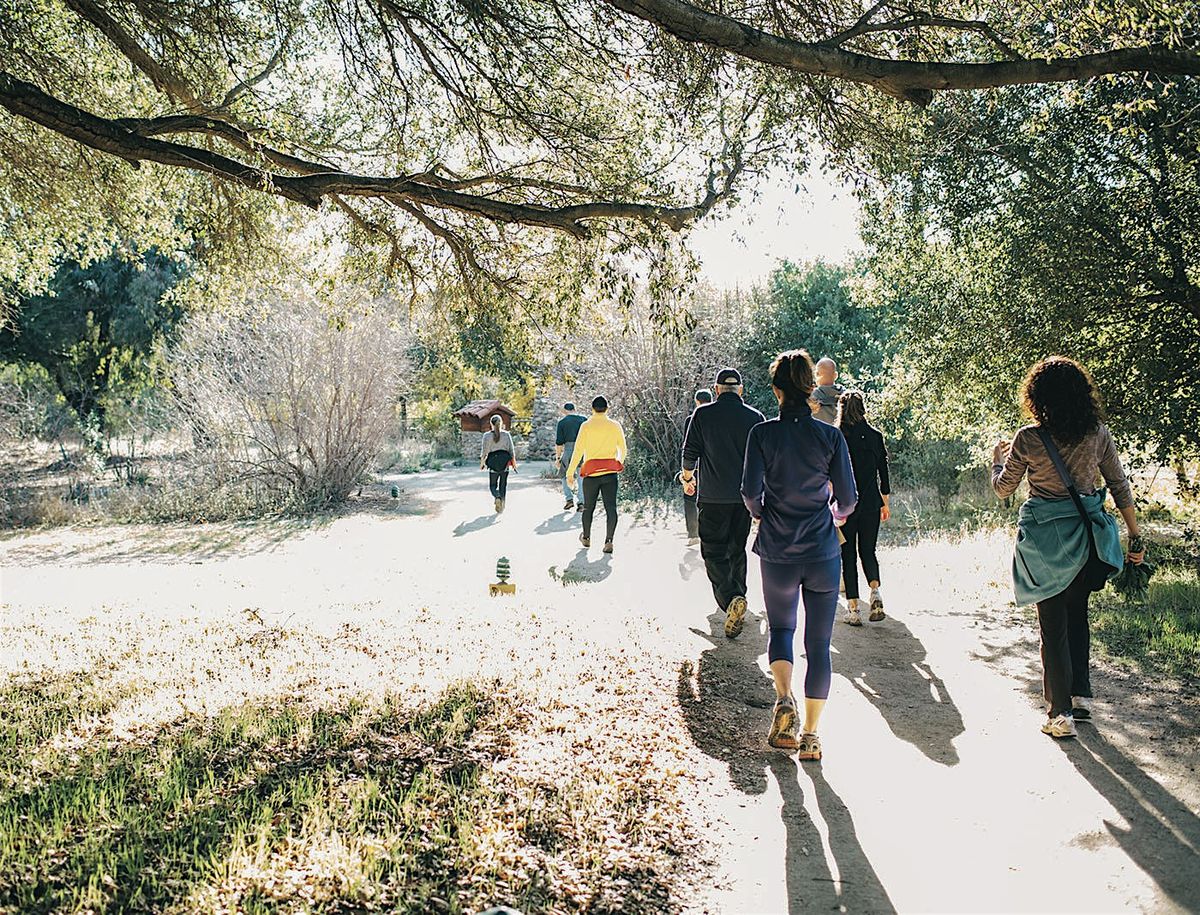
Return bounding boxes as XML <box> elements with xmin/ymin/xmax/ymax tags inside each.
<box><xmin>835</xmin><ymin>391</ymin><xmax>890</xmax><ymax>626</ymax></box>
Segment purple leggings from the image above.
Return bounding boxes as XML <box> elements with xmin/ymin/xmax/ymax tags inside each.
<box><xmin>760</xmin><ymin>556</ymin><xmax>841</xmax><ymax>699</ymax></box>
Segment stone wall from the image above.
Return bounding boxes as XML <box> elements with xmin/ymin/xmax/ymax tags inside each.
<box><xmin>525</xmin><ymin>396</ymin><xmax>561</xmax><ymax>461</ymax></box>
<box><xmin>461</xmin><ymin>429</ymin><xmax>484</xmax><ymax>462</ymax></box>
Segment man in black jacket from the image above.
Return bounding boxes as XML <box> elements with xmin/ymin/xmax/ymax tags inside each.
<box><xmin>680</xmin><ymin>368</ymin><xmax>765</xmax><ymax>638</ymax></box>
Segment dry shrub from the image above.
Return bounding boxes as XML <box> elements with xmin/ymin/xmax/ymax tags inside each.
<box><xmin>577</xmin><ymin>301</ymin><xmax>741</xmax><ymax>487</ymax></box>
<box><xmin>172</xmin><ymin>288</ymin><xmax>408</xmax><ymax>507</ymax></box>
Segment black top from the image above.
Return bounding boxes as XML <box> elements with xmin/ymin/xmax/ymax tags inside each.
<box><xmin>682</xmin><ymin>391</ymin><xmax>765</xmax><ymax>504</ymax></box>
<box><xmin>840</xmin><ymin>421</ymin><xmax>890</xmax><ymax>508</ymax></box>
<box><xmin>556</xmin><ymin>413</ymin><xmax>585</xmax><ymax>446</ymax></box>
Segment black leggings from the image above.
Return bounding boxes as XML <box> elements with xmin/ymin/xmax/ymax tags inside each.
<box><xmin>840</xmin><ymin>503</ymin><xmax>881</xmax><ymax>599</ymax></box>
<box><xmin>488</xmin><ymin>470</ymin><xmax>508</xmax><ymax>501</ymax></box>
<box><xmin>582</xmin><ymin>474</ymin><xmax>619</xmax><ymax>543</ymax></box>
<box><xmin>1035</xmin><ymin>559</ymin><xmax>1099</xmax><ymax>717</ymax></box>
<box><xmin>485</xmin><ymin>450</ymin><xmax>511</xmax><ymax>501</ymax></box>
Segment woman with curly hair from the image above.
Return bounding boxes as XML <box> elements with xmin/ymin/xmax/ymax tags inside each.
<box><xmin>992</xmin><ymin>356</ymin><xmax>1144</xmax><ymax>738</ymax></box>
<box><xmin>741</xmin><ymin>350</ymin><xmax>857</xmax><ymax>758</ymax></box>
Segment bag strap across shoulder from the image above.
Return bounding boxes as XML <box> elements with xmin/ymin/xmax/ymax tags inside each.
<box><xmin>1036</xmin><ymin>428</ymin><xmax>1094</xmax><ymax>540</ymax></box>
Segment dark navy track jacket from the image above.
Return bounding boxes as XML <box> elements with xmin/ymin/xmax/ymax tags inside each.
<box><xmin>741</xmin><ymin>403</ymin><xmax>858</xmax><ymax>564</ymax></box>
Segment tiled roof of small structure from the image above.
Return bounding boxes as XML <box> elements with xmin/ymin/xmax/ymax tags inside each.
<box><xmin>452</xmin><ymin>399</ymin><xmax>515</xmax><ymax>419</ymax></box>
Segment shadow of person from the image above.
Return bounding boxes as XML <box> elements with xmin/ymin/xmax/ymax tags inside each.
<box><xmin>767</xmin><ymin>755</ymin><xmax>897</xmax><ymax>914</ymax></box>
<box><xmin>548</xmin><ymin>549</ymin><xmax>612</xmax><ymax>585</ymax></box>
<box><xmin>677</xmin><ymin>545</ymin><xmax>704</xmax><ymax>581</ymax></box>
<box><xmin>534</xmin><ymin>512</ymin><xmax>579</xmax><ymax>536</ymax></box>
<box><xmin>679</xmin><ymin>614</ymin><xmax>896</xmax><ymax>913</ymax></box>
<box><xmin>833</xmin><ymin>616</ymin><xmax>964</xmax><ymax>766</ymax></box>
<box><xmin>1058</xmin><ymin>726</ymin><xmax>1200</xmax><ymax>910</ymax></box>
<box><xmin>452</xmin><ymin>514</ymin><xmax>498</xmax><ymax>537</ymax></box>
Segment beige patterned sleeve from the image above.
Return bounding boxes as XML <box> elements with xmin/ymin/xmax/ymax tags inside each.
<box><xmin>1097</xmin><ymin>426</ymin><xmax>1134</xmax><ymax>510</ymax></box>
<box><xmin>992</xmin><ymin>428</ymin><xmax>1030</xmax><ymax>499</ymax></box>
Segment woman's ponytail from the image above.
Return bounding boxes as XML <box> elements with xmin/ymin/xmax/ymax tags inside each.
<box><xmin>769</xmin><ymin>349</ymin><xmax>816</xmax><ymax>409</ymax></box>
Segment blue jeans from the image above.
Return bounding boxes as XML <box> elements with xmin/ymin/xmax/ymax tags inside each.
<box><xmin>561</xmin><ymin>443</ymin><xmax>583</xmax><ymax>503</ymax></box>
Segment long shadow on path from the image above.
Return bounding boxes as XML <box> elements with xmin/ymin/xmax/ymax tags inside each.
<box><xmin>1059</xmin><ymin>725</ymin><xmax>1200</xmax><ymax>911</ymax></box>
<box><xmin>453</xmin><ymin>514</ymin><xmax>498</xmax><ymax>537</ymax></box>
<box><xmin>678</xmin><ymin>615</ymin><xmax>896</xmax><ymax>914</ymax></box>
<box><xmin>548</xmin><ymin>549</ymin><xmax>612</xmax><ymax>585</ymax></box>
<box><xmin>534</xmin><ymin>512</ymin><xmax>579</xmax><ymax>535</ymax></box>
<box><xmin>832</xmin><ymin>614</ymin><xmax>965</xmax><ymax>766</ymax></box>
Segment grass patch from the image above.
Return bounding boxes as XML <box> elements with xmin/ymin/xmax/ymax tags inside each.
<box><xmin>1091</xmin><ymin>548</ymin><xmax>1200</xmax><ymax>680</ymax></box>
<box><xmin>0</xmin><ymin>670</ymin><xmax>692</xmax><ymax>913</ymax></box>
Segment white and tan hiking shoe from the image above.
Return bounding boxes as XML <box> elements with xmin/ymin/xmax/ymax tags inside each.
<box><xmin>797</xmin><ymin>732</ymin><xmax>822</xmax><ymax>761</ymax></box>
<box><xmin>844</xmin><ymin>600</ymin><xmax>863</xmax><ymax>626</ymax></box>
<box><xmin>768</xmin><ymin>694</ymin><xmax>799</xmax><ymax>749</ymax></box>
<box><xmin>868</xmin><ymin>588</ymin><xmax>885</xmax><ymax>622</ymax></box>
<box><xmin>724</xmin><ymin>595</ymin><xmax>748</xmax><ymax>638</ymax></box>
<box><xmin>1041</xmin><ymin>714</ymin><xmax>1077</xmax><ymax>738</ymax></box>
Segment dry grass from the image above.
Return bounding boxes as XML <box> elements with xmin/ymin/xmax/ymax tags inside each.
<box><xmin>1</xmin><ymin>609</ymin><xmax>697</xmax><ymax>913</ymax></box>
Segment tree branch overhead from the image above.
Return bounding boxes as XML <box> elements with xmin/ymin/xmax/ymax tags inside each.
<box><xmin>601</xmin><ymin>0</ymin><xmax>1200</xmax><ymax>104</ymax></box>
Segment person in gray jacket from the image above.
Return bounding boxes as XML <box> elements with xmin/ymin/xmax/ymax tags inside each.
<box><xmin>480</xmin><ymin>414</ymin><xmax>517</xmax><ymax>513</ymax></box>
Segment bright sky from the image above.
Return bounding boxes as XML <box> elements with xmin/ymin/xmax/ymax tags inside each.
<box><xmin>689</xmin><ymin>167</ymin><xmax>862</xmax><ymax>290</ymax></box>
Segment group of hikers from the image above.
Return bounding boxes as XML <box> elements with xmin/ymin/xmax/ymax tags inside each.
<box><xmin>478</xmin><ymin>349</ymin><xmax>1146</xmax><ymax>756</ymax></box>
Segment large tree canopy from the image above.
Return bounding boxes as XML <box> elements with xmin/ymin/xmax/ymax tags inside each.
<box><xmin>0</xmin><ymin>0</ymin><xmax>1195</xmax><ymax>311</ymax></box>
<box><xmin>861</xmin><ymin>74</ymin><xmax>1200</xmax><ymax>460</ymax></box>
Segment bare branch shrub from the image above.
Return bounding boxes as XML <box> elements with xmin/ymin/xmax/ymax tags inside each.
<box><xmin>576</xmin><ymin>292</ymin><xmax>747</xmax><ymax>486</ymax></box>
<box><xmin>172</xmin><ymin>288</ymin><xmax>409</xmax><ymax>507</ymax></box>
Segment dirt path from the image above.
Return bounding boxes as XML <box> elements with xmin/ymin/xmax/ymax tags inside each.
<box><xmin>3</xmin><ymin>463</ymin><xmax>1197</xmax><ymax>913</ymax></box>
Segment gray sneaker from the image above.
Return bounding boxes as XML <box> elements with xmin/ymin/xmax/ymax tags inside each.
<box><xmin>724</xmin><ymin>595</ymin><xmax>748</xmax><ymax>638</ymax></box>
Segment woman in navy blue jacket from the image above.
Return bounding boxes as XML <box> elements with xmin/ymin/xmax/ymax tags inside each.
<box><xmin>742</xmin><ymin>350</ymin><xmax>858</xmax><ymax>758</ymax></box>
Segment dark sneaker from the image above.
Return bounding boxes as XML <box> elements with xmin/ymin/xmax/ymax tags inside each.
<box><xmin>577</xmin><ymin>502</ymin><xmax>585</xmax><ymax>512</ymax></box>
<box><xmin>724</xmin><ymin>596</ymin><xmax>748</xmax><ymax>639</ymax></box>
<box><xmin>767</xmin><ymin>694</ymin><xmax>798</xmax><ymax>749</ymax></box>
<box><xmin>602</xmin><ymin>541</ymin><xmax>613</xmax><ymax>554</ymax></box>
<box><xmin>564</xmin><ymin>500</ymin><xmax>575</xmax><ymax>510</ymax></box>
<box><xmin>580</xmin><ymin>532</ymin><xmax>590</xmax><ymax>548</ymax></box>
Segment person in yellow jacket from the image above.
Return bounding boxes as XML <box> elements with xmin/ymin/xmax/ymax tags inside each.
<box><xmin>565</xmin><ymin>395</ymin><xmax>628</xmax><ymax>554</ymax></box>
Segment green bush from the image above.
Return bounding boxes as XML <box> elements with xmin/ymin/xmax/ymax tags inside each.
<box><xmin>889</xmin><ymin>436</ymin><xmax>973</xmax><ymax>506</ymax></box>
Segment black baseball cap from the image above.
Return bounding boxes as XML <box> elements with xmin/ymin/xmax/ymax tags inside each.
<box><xmin>715</xmin><ymin>368</ymin><xmax>742</xmax><ymax>386</ymax></box>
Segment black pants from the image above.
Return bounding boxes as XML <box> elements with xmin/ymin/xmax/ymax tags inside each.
<box><xmin>840</xmin><ymin>502</ymin><xmax>881</xmax><ymax>599</ymax></box>
<box><xmin>582</xmin><ymin>474</ymin><xmax>619</xmax><ymax>543</ymax></box>
<box><xmin>488</xmin><ymin>470</ymin><xmax>508</xmax><ymax>501</ymax></box>
<box><xmin>684</xmin><ymin>491</ymin><xmax>699</xmax><ymax>539</ymax></box>
<box><xmin>698</xmin><ymin>502</ymin><xmax>752</xmax><ymax>611</ymax></box>
<box><xmin>1035</xmin><ymin>560</ymin><xmax>1099</xmax><ymax>717</ymax></box>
